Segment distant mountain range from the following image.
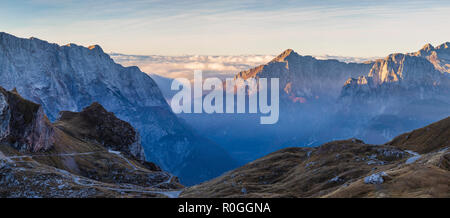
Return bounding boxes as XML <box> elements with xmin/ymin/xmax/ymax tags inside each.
<box><xmin>236</xmin><ymin>42</ymin><xmax>449</xmax><ymax>106</ymax></box>
<box><xmin>338</xmin><ymin>42</ymin><xmax>450</xmax><ymax>143</ymax></box>
<box><xmin>341</xmin><ymin>43</ymin><xmax>449</xmax><ymax>105</ymax></box>
<box><xmin>234</xmin><ymin>48</ymin><xmax>373</xmax><ymax>101</ymax></box>
<box><xmin>176</xmin><ymin>42</ymin><xmax>450</xmax><ymax>164</ymax></box>
<box><xmin>0</xmin><ymin>32</ymin><xmax>237</xmax><ymax>185</ymax></box>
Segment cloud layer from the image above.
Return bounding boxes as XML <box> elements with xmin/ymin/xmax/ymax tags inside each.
<box><xmin>110</xmin><ymin>53</ymin><xmax>275</xmax><ymax>80</ymax></box>
<box><xmin>110</xmin><ymin>53</ymin><xmax>379</xmax><ymax>80</ymax></box>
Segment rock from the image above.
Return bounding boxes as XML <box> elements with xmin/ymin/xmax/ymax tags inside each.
<box><xmin>364</xmin><ymin>172</ymin><xmax>387</xmax><ymax>184</ymax></box>
<box><xmin>329</xmin><ymin>176</ymin><xmax>342</xmax><ymax>183</ymax></box>
<box><xmin>57</xmin><ymin>102</ymin><xmax>146</xmax><ymax>161</ymax></box>
<box><xmin>438</xmin><ymin>153</ymin><xmax>450</xmax><ymax>171</ymax></box>
<box><xmin>0</xmin><ymin>87</ymin><xmax>55</xmax><ymax>152</ymax></box>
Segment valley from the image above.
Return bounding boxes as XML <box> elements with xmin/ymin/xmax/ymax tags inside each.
<box><xmin>181</xmin><ymin>117</ymin><xmax>449</xmax><ymax>198</ymax></box>
<box><xmin>0</xmin><ymin>32</ymin><xmax>448</xmax><ymax>198</ymax></box>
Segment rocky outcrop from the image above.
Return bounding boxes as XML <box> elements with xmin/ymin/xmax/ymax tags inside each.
<box><xmin>0</xmin><ymin>87</ymin><xmax>55</xmax><ymax>152</ymax></box>
<box><xmin>56</xmin><ymin>102</ymin><xmax>145</xmax><ymax>161</ymax></box>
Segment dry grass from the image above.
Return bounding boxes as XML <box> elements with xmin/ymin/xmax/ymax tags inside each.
<box><xmin>386</xmin><ymin>116</ymin><xmax>450</xmax><ymax>153</ymax></box>
<box><xmin>182</xmin><ymin>118</ymin><xmax>450</xmax><ymax>198</ymax></box>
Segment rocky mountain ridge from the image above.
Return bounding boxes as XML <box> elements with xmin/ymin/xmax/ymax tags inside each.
<box><xmin>410</xmin><ymin>42</ymin><xmax>450</xmax><ymax>74</ymax></box>
<box><xmin>0</xmin><ymin>87</ymin><xmax>182</xmax><ymax>197</ymax></box>
<box><xmin>340</xmin><ymin>42</ymin><xmax>450</xmax><ymax>104</ymax></box>
<box><xmin>0</xmin><ymin>32</ymin><xmax>237</xmax><ymax>185</ymax></box>
<box><xmin>234</xmin><ymin>48</ymin><xmax>373</xmax><ymax>102</ymax></box>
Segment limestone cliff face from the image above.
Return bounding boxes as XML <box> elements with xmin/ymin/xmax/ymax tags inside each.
<box><xmin>235</xmin><ymin>49</ymin><xmax>373</xmax><ymax>102</ymax></box>
<box><xmin>336</xmin><ymin>44</ymin><xmax>450</xmax><ymax>144</ymax></box>
<box><xmin>0</xmin><ymin>87</ymin><xmax>55</xmax><ymax>152</ymax></box>
<box><xmin>0</xmin><ymin>32</ymin><xmax>236</xmax><ymax>185</ymax></box>
<box><xmin>366</xmin><ymin>53</ymin><xmax>441</xmax><ymax>85</ymax></box>
<box><xmin>411</xmin><ymin>42</ymin><xmax>450</xmax><ymax>74</ymax></box>
<box><xmin>340</xmin><ymin>43</ymin><xmax>450</xmax><ymax>103</ymax></box>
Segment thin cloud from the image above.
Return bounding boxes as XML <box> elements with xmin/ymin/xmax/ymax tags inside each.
<box><xmin>2</xmin><ymin>0</ymin><xmax>449</xmax><ymax>56</ymax></box>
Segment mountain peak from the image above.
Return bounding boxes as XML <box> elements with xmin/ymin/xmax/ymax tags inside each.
<box><xmin>82</xmin><ymin>101</ymin><xmax>108</xmax><ymax>114</ymax></box>
<box><xmin>437</xmin><ymin>42</ymin><xmax>450</xmax><ymax>49</ymax></box>
<box><xmin>57</xmin><ymin>102</ymin><xmax>146</xmax><ymax>161</ymax></box>
<box><xmin>282</xmin><ymin>48</ymin><xmax>294</xmax><ymax>54</ymax></box>
<box><xmin>88</xmin><ymin>44</ymin><xmax>104</xmax><ymax>52</ymax></box>
<box><xmin>409</xmin><ymin>41</ymin><xmax>450</xmax><ymax>73</ymax></box>
<box><xmin>421</xmin><ymin>43</ymin><xmax>434</xmax><ymax>51</ymax></box>
<box><xmin>271</xmin><ymin>49</ymin><xmax>298</xmax><ymax>62</ymax></box>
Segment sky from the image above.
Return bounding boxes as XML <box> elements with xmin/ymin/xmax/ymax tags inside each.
<box><xmin>1</xmin><ymin>0</ymin><xmax>449</xmax><ymax>57</ymax></box>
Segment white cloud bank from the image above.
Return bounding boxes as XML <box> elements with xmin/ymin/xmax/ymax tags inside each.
<box><xmin>110</xmin><ymin>53</ymin><xmax>378</xmax><ymax>80</ymax></box>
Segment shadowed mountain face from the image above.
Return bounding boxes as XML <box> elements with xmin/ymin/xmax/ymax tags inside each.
<box><xmin>179</xmin><ymin>49</ymin><xmax>375</xmax><ymax>164</ymax></box>
<box><xmin>0</xmin><ymin>87</ymin><xmax>183</xmax><ymax>197</ymax></box>
<box><xmin>235</xmin><ymin>49</ymin><xmax>373</xmax><ymax>102</ymax></box>
<box><xmin>178</xmin><ymin>43</ymin><xmax>450</xmax><ymax>165</ymax></box>
<box><xmin>0</xmin><ymin>32</ymin><xmax>237</xmax><ymax>185</ymax></box>
<box><xmin>0</xmin><ymin>87</ymin><xmax>55</xmax><ymax>153</ymax></box>
<box><xmin>181</xmin><ymin>117</ymin><xmax>450</xmax><ymax>198</ymax></box>
<box><xmin>338</xmin><ymin>42</ymin><xmax>450</xmax><ymax>144</ymax></box>
<box><xmin>56</xmin><ymin>102</ymin><xmax>146</xmax><ymax>161</ymax></box>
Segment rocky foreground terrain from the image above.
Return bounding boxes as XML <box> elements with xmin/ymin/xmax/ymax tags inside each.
<box><xmin>181</xmin><ymin>117</ymin><xmax>449</xmax><ymax>198</ymax></box>
<box><xmin>0</xmin><ymin>86</ymin><xmax>183</xmax><ymax>197</ymax></box>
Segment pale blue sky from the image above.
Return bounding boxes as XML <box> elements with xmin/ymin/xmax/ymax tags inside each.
<box><xmin>1</xmin><ymin>0</ymin><xmax>449</xmax><ymax>56</ymax></box>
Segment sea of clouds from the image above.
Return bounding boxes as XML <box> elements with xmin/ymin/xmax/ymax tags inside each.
<box><xmin>110</xmin><ymin>53</ymin><xmax>275</xmax><ymax>80</ymax></box>
<box><xmin>110</xmin><ymin>53</ymin><xmax>379</xmax><ymax>80</ymax></box>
